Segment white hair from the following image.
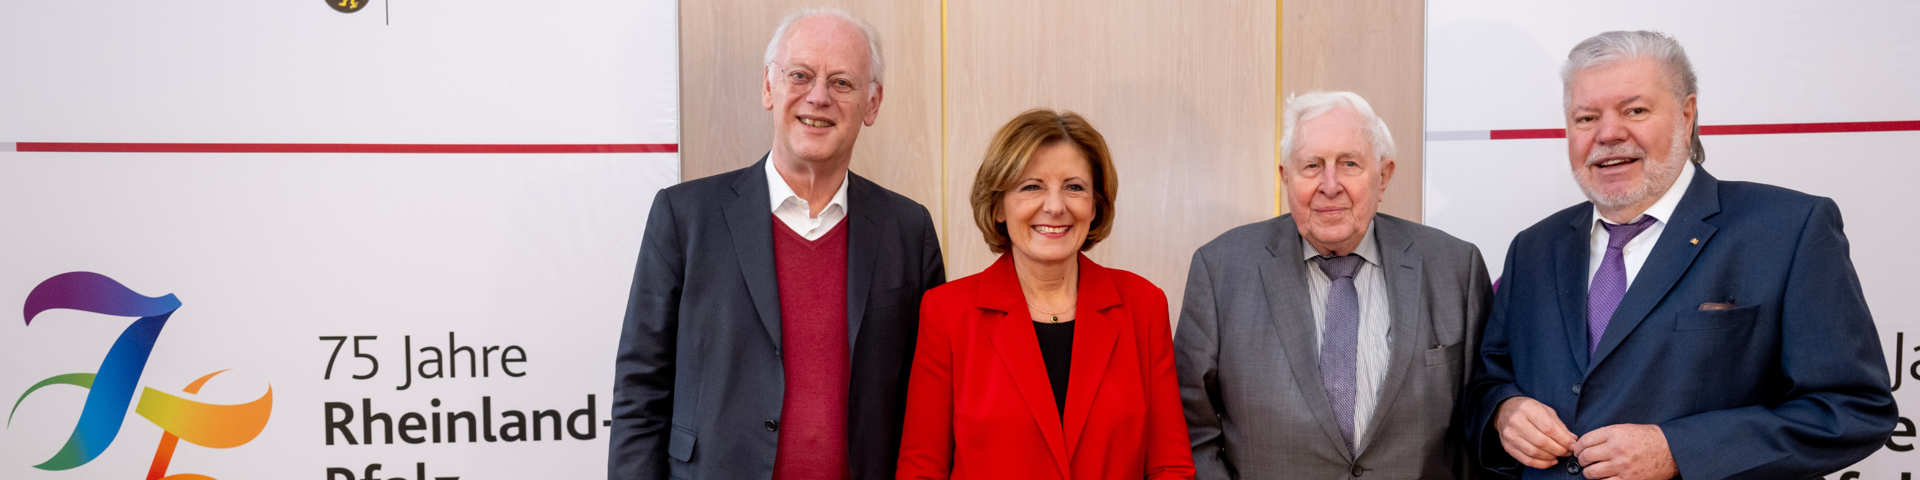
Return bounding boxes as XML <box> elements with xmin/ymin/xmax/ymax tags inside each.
<box><xmin>1279</xmin><ymin>91</ymin><xmax>1395</xmax><ymax>165</ymax></box>
<box><xmin>1562</xmin><ymin>30</ymin><xmax>1704</xmax><ymax>164</ymax></box>
<box><xmin>763</xmin><ymin>7</ymin><xmax>885</xmax><ymax>94</ymax></box>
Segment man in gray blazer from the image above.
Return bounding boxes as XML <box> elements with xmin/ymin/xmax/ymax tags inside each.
<box><xmin>1177</xmin><ymin>91</ymin><xmax>1490</xmax><ymax>479</ymax></box>
<box><xmin>608</xmin><ymin>8</ymin><xmax>945</xmax><ymax>480</ymax></box>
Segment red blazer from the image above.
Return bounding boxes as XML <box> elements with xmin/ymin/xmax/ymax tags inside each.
<box><xmin>898</xmin><ymin>254</ymin><xmax>1194</xmax><ymax>479</ymax></box>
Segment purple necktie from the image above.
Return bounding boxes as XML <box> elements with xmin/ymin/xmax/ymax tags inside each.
<box><xmin>1587</xmin><ymin>216</ymin><xmax>1658</xmax><ymax>356</ymax></box>
<box><xmin>1315</xmin><ymin>254</ymin><xmax>1365</xmax><ymax>450</ymax></box>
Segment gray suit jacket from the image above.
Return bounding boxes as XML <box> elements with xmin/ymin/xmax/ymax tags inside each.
<box><xmin>1176</xmin><ymin>213</ymin><xmax>1490</xmax><ymax>479</ymax></box>
<box><xmin>607</xmin><ymin>157</ymin><xmax>945</xmax><ymax>480</ymax></box>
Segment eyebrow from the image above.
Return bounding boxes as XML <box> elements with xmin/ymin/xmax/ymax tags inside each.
<box><xmin>1301</xmin><ymin>152</ymin><xmax>1362</xmax><ymax>162</ymax></box>
<box><xmin>1019</xmin><ymin>176</ymin><xmax>1088</xmax><ymax>183</ymax></box>
<box><xmin>1572</xmin><ymin>95</ymin><xmax>1646</xmax><ymax>113</ymax></box>
<box><xmin>781</xmin><ymin>61</ymin><xmax>856</xmax><ymax>76</ymax></box>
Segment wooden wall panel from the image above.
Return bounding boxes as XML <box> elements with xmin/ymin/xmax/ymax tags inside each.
<box><xmin>945</xmin><ymin>1</ymin><xmax>1278</xmax><ymax>311</ymax></box>
<box><xmin>681</xmin><ymin>0</ymin><xmax>1427</xmax><ymax>313</ymax></box>
<box><xmin>680</xmin><ymin>1</ymin><xmax>944</xmax><ymax>233</ymax></box>
<box><xmin>1281</xmin><ymin>0</ymin><xmax>1425</xmax><ymax>222</ymax></box>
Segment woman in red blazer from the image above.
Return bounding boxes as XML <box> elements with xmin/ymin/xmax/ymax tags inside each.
<box><xmin>898</xmin><ymin>109</ymin><xmax>1193</xmax><ymax>479</ymax></box>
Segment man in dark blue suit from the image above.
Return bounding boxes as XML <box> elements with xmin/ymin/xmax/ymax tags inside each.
<box><xmin>1466</xmin><ymin>31</ymin><xmax>1895</xmax><ymax>480</ymax></box>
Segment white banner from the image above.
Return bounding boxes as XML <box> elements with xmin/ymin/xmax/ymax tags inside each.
<box><xmin>1427</xmin><ymin>1</ymin><xmax>1920</xmax><ymax>476</ymax></box>
<box><xmin>0</xmin><ymin>1</ymin><xmax>679</xmax><ymax>479</ymax></box>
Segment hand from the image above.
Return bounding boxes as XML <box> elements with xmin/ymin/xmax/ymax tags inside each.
<box><xmin>1493</xmin><ymin>396</ymin><xmax>1577</xmax><ymax>469</ymax></box>
<box><xmin>1571</xmin><ymin>424</ymin><xmax>1676</xmax><ymax>480</ymax></box>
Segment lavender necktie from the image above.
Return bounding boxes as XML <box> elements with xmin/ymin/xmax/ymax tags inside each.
<box><xmin>1587</xmin><ymin>216</ymin><xmax>1658</xmax><ymax>356</ymax></box>
<box><xmin>1315</xmin><ymin>254</ymin><xmax>1365</xmax><ymax>450</ymax></box>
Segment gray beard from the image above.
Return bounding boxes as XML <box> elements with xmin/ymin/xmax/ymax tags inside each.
<box><xmin>1575</xmin><ymin>124</ymin><xmax>1689</xmax><ymax>210</ymax></box>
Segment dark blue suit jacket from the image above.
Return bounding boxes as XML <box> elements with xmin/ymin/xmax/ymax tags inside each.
<box><xmin>1466</xmin><ymin>167</ymin><xmax>1895</xmax><ymax>479</ymax></box>
<box><xmin>607</xmin><ymin>157</ymin><xmax>945</xmax><ymax>480</ymax></box>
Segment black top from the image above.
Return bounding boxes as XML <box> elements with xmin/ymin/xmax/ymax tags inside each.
<box><xmin>1033</xmin><ymin>320</ymin><xmax>1075</xmax><ymax>419</ymax></box>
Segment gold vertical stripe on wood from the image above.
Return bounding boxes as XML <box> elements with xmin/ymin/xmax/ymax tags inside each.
<box><xmin>1275</xmin><ymin>0</ymin><xmax>1286</xmax><ymax>217</ymax></box>
<box><xmin>939</xmin><ymin>0</ymin><xmax>950</xmax><ymax>265</ymax></box>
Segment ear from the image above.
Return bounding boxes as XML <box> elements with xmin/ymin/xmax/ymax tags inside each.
<box><xmin>1378</xmin><ymin>156</ymin><xmax>1397</xmax><ymax>190</ymax></box>
<box><xmin>762</xmin><ymin>65</ymin><xmax>777</xmax><ymax>111</ymax></box>
<box><xmin>1681</xmin><ymin>93</ymin><xmax>1697</xmax><ymax>130</ymax></box>
<box><xmin>862</xmin><ymin>82</ymin><xmax>885</xmax><ymax>126</ymax></box>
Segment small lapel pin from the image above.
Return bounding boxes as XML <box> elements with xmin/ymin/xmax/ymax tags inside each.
<box><xmin>1690</xmin><ymin>238</ymin><xmax>1699</xmax><ymax>245</ymax></box>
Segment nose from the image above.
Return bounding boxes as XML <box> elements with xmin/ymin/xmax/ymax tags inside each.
<box><xmin>1594</xmin><ymin>115</ymin><xmax>1628</xmax><ymax>146</ymax></box>
<box><xmin>1042</xmin><ymin>187</ymin><xmax>1066</xmax><ymax>217</ymax></box>
<box><xmin>804</xmin><ymin>79</ymin><xmax>834</xmax><ymax>107</ymax></box>
<box><xmin>1316</xmin><ymin>168</ymin><xmax>1343</xmax><ymax>198</ymax></box>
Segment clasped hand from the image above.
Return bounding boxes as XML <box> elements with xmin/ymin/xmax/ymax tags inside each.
<box><xmin>1492</xmin><ymin>397</ymin><xmax>1677</xmax><ymax>480</ymax></box>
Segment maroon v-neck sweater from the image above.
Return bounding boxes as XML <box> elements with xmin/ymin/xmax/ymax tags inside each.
<box><xmin>770</xmin><ymin>215</ymin><xmax>851</xmax><ymax>480</ymax></box>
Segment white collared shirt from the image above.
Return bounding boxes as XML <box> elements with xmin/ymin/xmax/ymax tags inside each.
<box><xmin>1588</xmin><ymin>160</ymin><xmax>1696</xmax><ymax>288</ymax></box>
<box><xmin>766</xmin><ymin>157</ymin><xmax>851</xmax><ymax>240</ymax></box>
<box><xmin>1302</xmin><ymin>221</ymin><xmax>1392</xmax><ymax>449</ymax></box>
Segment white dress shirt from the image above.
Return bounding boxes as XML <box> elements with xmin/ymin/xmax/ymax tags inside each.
<box><xmin>1302</xmin><ymin>221</ymin><xmax>1392</xmax><ymax>448</ymax></box>
<box><xmin>1588</xmin><ymin>161</ymin><xmax>1695</xmax><ymax>288</ymax></box>
<box><xmin>766</xmin><ymin>158</ymin><xmax>850</xmax><ymax>240</ymax></box>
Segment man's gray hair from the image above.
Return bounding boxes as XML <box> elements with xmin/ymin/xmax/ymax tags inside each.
<box><xmin>1562</xmin><ymin>30</ymin><xmax>1704</xmax><ymax>164</ymax></box>
<box><xmin>1279</xmin><ymin>91</ymin><xmax>1396</xmax><ymax>165</ymax></box>
<box><xmin>763</xmin><ymin>7</ymin><xmax>886</xmax><ymax>90</ymax></box>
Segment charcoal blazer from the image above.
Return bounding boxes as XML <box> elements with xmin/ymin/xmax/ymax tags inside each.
<box><xmin>1465</xmin><ymin>167</ymin><xmax>1896</xmax><ymax>479</ymax></box>
<box><xmin>1177</xmin><ymin>213</ymin><xmax>1491</xmax><ymax>479</ymax></box>
<box><xmin>607</xmin><ymin>156</ymin><xmax>945</xmax><ymax>480</ymax></box>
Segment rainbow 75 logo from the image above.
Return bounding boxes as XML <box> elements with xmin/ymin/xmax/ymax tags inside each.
<box><xmin>8</xmin><ymin>272</ymin><xmax>272</xmax><ymax>479</ymax></box>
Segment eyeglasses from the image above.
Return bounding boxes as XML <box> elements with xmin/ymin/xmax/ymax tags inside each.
<box><xmin>771</xmin><ymin>64</ymin><xmax>870</xmax><ymax>102</ymax></box>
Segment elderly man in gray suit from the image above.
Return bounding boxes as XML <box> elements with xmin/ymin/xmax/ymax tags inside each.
<box><xmin>1176</xmin><ymin>90</ymin><xmax>1491</xmax><ymax>479</ymax></box>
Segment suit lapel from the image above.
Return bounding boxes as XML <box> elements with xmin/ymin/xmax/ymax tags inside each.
<box><xmin>1259</xmin><ymin>215</ymin><xmax>1355</xmax><ymax>460</ymax></box>
<box><xmin>1063</xmin><ymin>255</ymin><xmax>1121</xmax><ymax>464</ymax></box>
<box><xmin>724</xmin><ymin>156</ymin><xmax>783</xmax><ymax>349</ymax></box>
<box><xmin>1588</xmin><ymin>170</ymin><xmax>1721</xmax><ymax>373</ymax></box>
<box><xmin>1356</xmin><ymin>216</ymin><xmax>1423</xmax><ymax>455</ymax></box>
<box><xmin>980</xmin><ymin>255</ymin><xmax>1072</xmax><ymax>477</ymax></box>
<box><xmin>843</xmin><ymin>173</ymin><xmax>879</xmax><ymax>353</ymax></box>
<box><xmin>1556</xmin><ymin>213</ymin><xmax>1592</xmax><ymax>372</ymax></box>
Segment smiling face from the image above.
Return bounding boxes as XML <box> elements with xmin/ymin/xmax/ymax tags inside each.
<box><xmin>1566</xmin><ymin>57</ymin><xmax>1695</xmax><ymax>216</ymax></box>
<box><xmin>1282</xmin><ymin>106</ymin><xmax>1394</xmax><ymax>256</ymax></box>
<box><xmin>762</xmin><ymin>15</ymin><xmax>883</xmax><ymax>167</ymax></box>
<box><xmin>997</xmin><ymin>142</ymin><xmax>1097</xmax><ymax>267</ymax></box>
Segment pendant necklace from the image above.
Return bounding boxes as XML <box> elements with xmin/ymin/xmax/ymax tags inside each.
<box><xmin>1026</xmin><ymin>299</ymin><xmax>1073</xmax><ymax>323</ymax></box>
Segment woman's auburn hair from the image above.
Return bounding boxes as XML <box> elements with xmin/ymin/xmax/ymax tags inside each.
<box><xmin>969</xmin><ymin>108</ymin><xmax>1118</xmax><ymax>254</ymax></box>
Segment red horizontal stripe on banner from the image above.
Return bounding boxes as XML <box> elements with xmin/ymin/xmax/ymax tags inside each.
<box><xmin>15</xmin><ymin>143</ymin><xmax>678</xmax><ymax>154</ymax></box>
<box><xmin>1489</xmin><ymin>129</ymin><xmax>1567</xmax><ymax>140</ymax></box>
<box><xmin>1700</xmin><ymin>120</ymin><xmax>1920</xmax><ymax>136</ymax></box>
<box><xmin>1486</xmin><ymin>120</ymin><xmax>1920</xmax><ymax>140</ymax></box>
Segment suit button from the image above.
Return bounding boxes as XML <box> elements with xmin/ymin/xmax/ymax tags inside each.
<box><xmin>1566</xmin><ymin>458</ymin><xmax>1582</xmax><ymax>475</ymax></box>
<box><xmin>1571</xmin><ymin>383</ymin><xmax>1582</xmax><ymax>395</ymax></box>
<box><xmin>765</xmin><ymin>420</ymin><xmax>779</xmax><ymax>432</ymax></box>
<box><xmin>1350</xmin><ymin>465</ymin><xmax>1364</xmax><ymax>477</ymax></box>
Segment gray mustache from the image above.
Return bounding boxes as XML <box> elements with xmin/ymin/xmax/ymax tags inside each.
<box><xmin>1586</xmin><ymin>144</ymin><xmax>1646</xmax><ymax>166</ymax></box>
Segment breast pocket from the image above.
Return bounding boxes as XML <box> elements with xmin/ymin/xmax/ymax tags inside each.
<box><xmin>1674</xmin><ymin>304</ymin><xmax>1760</xmax><ymax>331</ymax></box>
<box><xmin>1423</xmin><ymin>341</ymin><xmax>1465</xmax><ymax>366</ymax></box>
<box><xmin>869</xmin><ymin>285</ymin><xmax>905</xmax><ymax>310</ymax></box>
